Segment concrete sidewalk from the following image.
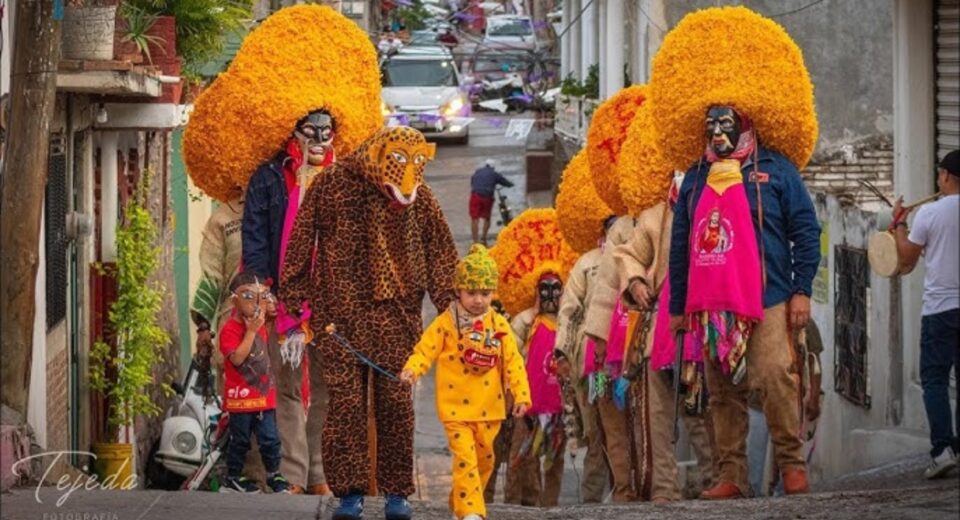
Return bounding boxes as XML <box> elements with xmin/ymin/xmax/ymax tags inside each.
<box><xmin>2</xmin><ymin>478</ymin><xmax>957</xmax><ymax>520</ymax></box>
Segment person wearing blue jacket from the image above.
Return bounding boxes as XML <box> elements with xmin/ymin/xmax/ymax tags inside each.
<box><xmin>668</xmin><ymin>106</ymin><xmax>821</xmax><ymax>500</ymax></box>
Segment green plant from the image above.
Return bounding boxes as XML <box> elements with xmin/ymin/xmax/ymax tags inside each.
<box><xmin>90</xmin><ymin>170</ymin><xmax>172</xmax><ymax>435</ymax></box>
<box><xmin>393</xmin><ymin>2</ymin><xmax>431</xmax><ymax>31</ymax></box>
<box><xmin>123</xmin><ymin>0</ymin><xmax>254</xmax><ymax>77</ymax></box>
<box><xmin>559</xmin><ymin>72</ymin><xmax>584</xmax><ymax>96</ymax></box>
<box><xmin>119</xmin><ymin>4</ymin><xmax>166</xmax><ymax>63</ymax></box>
<box><xmin>582</xmin><ymin>63</ymin><xmax>600</xmax><ymax>99</ymax></box>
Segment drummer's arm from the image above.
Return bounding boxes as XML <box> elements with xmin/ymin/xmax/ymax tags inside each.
<box><xmin>894</xmin><ymin>223</ymin><xmax>923</xmax><ymax>273</ymax></box>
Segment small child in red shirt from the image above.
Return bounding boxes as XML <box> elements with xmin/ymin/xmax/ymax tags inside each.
<box><xmin>218</xmin><ymin>272</ymin><xmax>290</xmax><ymax>494</ymax></box>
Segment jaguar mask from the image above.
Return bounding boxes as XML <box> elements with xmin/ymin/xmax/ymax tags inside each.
<box><xmin>459</xmin><ymin>319</ymin><xmax>505</xmax><ymax>373</ymax></box>
<box><xmin>356</xmin><ymin>127</ymin><xmax>436</xmax><ymax>208</ymax></box>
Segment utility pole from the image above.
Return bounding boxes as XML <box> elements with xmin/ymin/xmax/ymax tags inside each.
<box><xmin>0</xmin><ymin>0</ymin><xmax>61</xmax><ymax>418</ymax></box>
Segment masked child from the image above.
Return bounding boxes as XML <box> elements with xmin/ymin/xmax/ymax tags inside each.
<box><xmin>401</xmin><ymin>244</ymin><xmax>531</xmax><ymax>520</ymax></box>
<box><xmin>219</xmin><ymin>272</ymin><xmax>290</xmax><ymax>494</ymax></box>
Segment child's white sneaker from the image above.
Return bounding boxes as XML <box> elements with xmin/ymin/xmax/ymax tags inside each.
<box><xmin>461</xmin><ymin>515</ymin><xmax>484</xmax><ymax>520</ymax></box>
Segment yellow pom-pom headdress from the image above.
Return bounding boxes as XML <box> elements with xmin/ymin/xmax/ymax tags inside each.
<box><xmin>183</xmin><ymin>5</ymin><xmax>383</xmax><ymax>202</ymax></box>
<box><xmin>649</xmin><ymin>6</ymin><xmax>817</xmax><ymax>170</ymax></box>
<box><xmin>617</xmin><ymin>102</ymin><xmax>674</xmax><ymax>215</ymax></box>
<box><xmin>489</xmin><ymin>208</ymin><xmax>578</xmax><ymax>315</ymax></box>
<box><xmin>586</xmin><ymin>85</ymin><xmax>648</xmax><ymax>215</ymax></box>
<box><xmin>556</xmin><ymin>150</ymin><xmax>614</xmax><ymax>253</ymax></box>
<box><xmin>456</xmin><ymin>244</ymin><xmax>499</xmax><ymax>290</ymax></box>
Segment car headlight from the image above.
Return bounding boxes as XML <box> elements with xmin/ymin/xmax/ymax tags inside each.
<box><xmin>174</xmin><ymin>431</ymin><xmax>197</xmax><ymax>454</ymax></box>
<box><xmin>443</xmin><ymin>96</ymin><xmax>465</xmax><ymax>117</ymax></box>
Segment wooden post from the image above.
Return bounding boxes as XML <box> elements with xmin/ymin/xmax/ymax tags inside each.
<box><xmin>0</xmin><ymin>0</ymin><xmax>62</xmax><ymax>418</ymax></box>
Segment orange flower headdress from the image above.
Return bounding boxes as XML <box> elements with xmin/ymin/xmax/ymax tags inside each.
<box><xmin>183</xmin><ymin>5</ymin><xmax>383</xmax><ymax>202</ymax></box>
<box><xmin>555</xmin><ymin>150</ymin><xmax>613</xmax><ymax>254</ymax></box>
<box><xmin>586</xmin><ymin>85</ymin><xmax>647</xmax><ymax>215</ymax></box>
<box><xmin>617</xmin><ymin>102</ymin><xmax>674</xmax><ymax>215</ymax></box>
<box><xmin>489</xmin><ymin>208</ymin><xmax>578</xmax><ymax>315</ymax></box>
<box><xmin>649</xmin><ymin>6</ymin><xmax>818</xmax><ymax>170</ymax></box>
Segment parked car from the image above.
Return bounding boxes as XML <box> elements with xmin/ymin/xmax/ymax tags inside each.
<box><xmin>381</xmin><ymin>48</ymin><xmax>472</xmax><ymax>144</ymax></box>
<box><xmin>483</xmin><ymin>15</ymin><xmax>541</xmax><ymax>51</ymax></box>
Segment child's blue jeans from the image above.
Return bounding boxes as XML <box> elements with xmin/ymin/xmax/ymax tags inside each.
<box><xmin>226</xmin><ymin>409</ymin><xmax>282</xmax><ymax>477</ymax></box>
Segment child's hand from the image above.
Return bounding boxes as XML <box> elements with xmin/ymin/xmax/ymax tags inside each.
<box><xmin>400</xmin><ymin>369</ymin><xmax>417</xmax><ymax>385</ymax></box>
<box><xmin>244</xmin><ymin>311</ymin><xmax>265</xmax><ymax>334</ymax></box>
<box><xmin>511</xmin><ymin>402</ymin><xmax>529</xmax><ymax>417</ymax></box>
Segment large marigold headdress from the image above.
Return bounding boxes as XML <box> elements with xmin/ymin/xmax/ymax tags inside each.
<box><xmin>617</xmin><ymin>102</ymin><xmax>674</xmax><ymax>215</ymax></box>
<box><xmin>183</xmin><ymin>5</ymin><xmax>383</xmax><ymax>202</ymax></box>
<box><xmin>649</xmin><ymin>6</ymin><xmax>817</xmax><ymax>170</ymax></box>
<box><xmin>586</xmin><ymin>85</ymin><xmax>647</xmax><ymax>215</ymax></box>
<box><xmin>489</xmin><ymin>208</ymin><xmax>578</xmax><ymax>315</ymax></box>
<box><xmin>555</xmin><ymin>150</ymin><xmax>613</xmax><ymax>254</ymax></box>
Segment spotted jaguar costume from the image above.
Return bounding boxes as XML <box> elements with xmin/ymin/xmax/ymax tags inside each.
<box><xmin>281</xmin><ymin>127</ymin><xmax>459</xmax><ymax>499</ymax></box>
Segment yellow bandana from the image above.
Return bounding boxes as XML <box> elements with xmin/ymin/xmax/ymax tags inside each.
<box><xmin>706</xmin><ymin>159</ymin><xmax>744</xmax><ymax>195</ymax></box>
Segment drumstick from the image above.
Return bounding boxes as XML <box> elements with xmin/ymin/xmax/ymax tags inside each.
<box><xmin>903</xmin><ymin>192</ymin><xmax>941</xmax><ymax>210</ymax></box>
<box><xmin>858</xmin><ymin>179</ymin><xmax>893</xmax><ymax>207</ymax></box>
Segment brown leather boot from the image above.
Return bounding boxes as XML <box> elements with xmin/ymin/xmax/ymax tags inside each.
<box><xmin>700</xmin><ymin>481</ymin><xmax>744</xmax><ymax>500</ymax></box>
<box><xmin>782</xmin><ymin>468</ymin><xmax>810</xmax><ymax>495</ymax></box>
<box><xmin>307</xmin><ymin>483</ymin><xmax>333</xmax><ymax>496</ymax></box>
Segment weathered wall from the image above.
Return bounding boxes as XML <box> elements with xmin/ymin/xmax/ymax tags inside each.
<box><xmin>809</xmin><ymin>193</ymin><xmax>929</xmax><ymax>481</ymax></box>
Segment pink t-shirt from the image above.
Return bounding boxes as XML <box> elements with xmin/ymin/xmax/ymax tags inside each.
<box><xmin>525</xmin><ymin>319</ymin><xmax>563</xmax><ymax>415</ymax></box>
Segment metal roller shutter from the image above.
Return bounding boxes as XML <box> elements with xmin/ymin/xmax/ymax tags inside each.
<box><xmin>936</xmin><ymin>0</ymin><xmax>959</xmax><ymax>161</ymax></box>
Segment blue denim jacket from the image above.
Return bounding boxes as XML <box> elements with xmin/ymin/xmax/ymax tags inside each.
<box><xmin>668</xmin><ymin>146</ymin><xmax>821</xmax><ymax>315</ymax></box>
<box><xmin>242</xmin><ymin>153</ymin><xmax>290</xmax><ymax>290</ymax></box>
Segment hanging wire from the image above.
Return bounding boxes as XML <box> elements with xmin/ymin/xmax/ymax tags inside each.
<box><xmin>768</xmin><ymin>0</ymin><xmax>827</xmax><ymax>18</ymax></box>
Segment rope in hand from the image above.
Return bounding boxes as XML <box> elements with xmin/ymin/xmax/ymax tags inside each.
<box><xmin>324</xmin><ymin>324</ymin><xmax>401</xmax><ymax>382</ymax></box>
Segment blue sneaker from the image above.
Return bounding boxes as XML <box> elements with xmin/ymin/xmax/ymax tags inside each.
<box><xmin>333</xmin><ymin>494</ymin><xmax>364</xmax><ymax>520</ymax></box>
<box><xmin>384</xmin><ymin>495</ymin><xmax>411</xmax><ymax>520</ymax></box>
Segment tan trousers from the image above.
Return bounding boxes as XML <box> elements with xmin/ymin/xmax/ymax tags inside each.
<box><xmin>306</xmin><ymin>344</ymin><xmax>330</xmax><ymax>486</ymax></box>
<box><xmin>504</xmin><ymin>416</ymin><xmax>566</xmax><ymax>506</ymax></box>
<box><xmin>573</xmin><ymin>384</ymin><xmax>610</xmax><ymax>503</ymax></box>
<box><xmin>646</xmin><ymin>362</ymin><xmax>716</xmax><ymax>501</ymax></box>
<box><xmin>705</xmin><ymin>303</ymin><xmax>804</xmax><ymax>495</ymax></box>
<box><xmin>589</xmin><ymin>393</ymin><xmax>636</xmax><ymax>502</ymax></box>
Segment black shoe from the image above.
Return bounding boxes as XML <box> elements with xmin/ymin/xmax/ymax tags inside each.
<box><xmin>221</xmin><ymin>475</ymin><xmax>260</xmax><ymax>493</ymax></box>
<box><xmin>267</xmin><ymin>473</ymin><xmax>291</xmax><ymax>494</ymax></box>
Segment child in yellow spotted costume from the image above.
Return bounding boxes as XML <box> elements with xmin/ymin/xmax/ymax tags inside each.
<box><xmin>401</xmin><ymin>245</ymin><xmax>531</xmax><ymax>520</ymax></box>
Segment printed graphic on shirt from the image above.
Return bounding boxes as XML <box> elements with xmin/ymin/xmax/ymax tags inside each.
<box><xmin>694</xmin><ymin>207</ymin><xmax>735</xmax><ymax>266</ymax></box>
<box><xmin>225</xmin><ymin>334</ymin><xmax>274</xmax><ymax>409</ymax></box>
<box><xmin>457</xmin><ymin>319</ymin><xmax>503</xmax><ymax>372</ymax></box>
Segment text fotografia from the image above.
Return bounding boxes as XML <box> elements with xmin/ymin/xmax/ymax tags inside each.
<box><xmin>11</xmin><ymin>451</ymin><xmax>139</xmax><ymax>508</ymax></box>
<box><xmin>42</xmin><ymin>513</ymin><xmax>120</xmax><ymax>520</ymax></box>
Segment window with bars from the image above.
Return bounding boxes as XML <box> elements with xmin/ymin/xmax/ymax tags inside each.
<box><xmin>45</xmin><ymin>134</ymin><xmax>68</xmax><ymax>330</ymax></box>
<box><xmin>834</xmin><ymin>245</ymin><xmax>871</xmax><ymax>408</ymax></box>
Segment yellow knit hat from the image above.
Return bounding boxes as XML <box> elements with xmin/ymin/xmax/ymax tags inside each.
<box><xmin>456</xmin><ymin>244</ymin><xmax>499</xmax><ymax>290</ymax></box>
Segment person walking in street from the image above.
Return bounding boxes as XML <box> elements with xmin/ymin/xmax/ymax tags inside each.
<box><xmin>668</xmin><ymin>105</ymin><xmax>820</xmax><ymax>500</ymax></box>
<box><xmin>505</xmin><ymin>269</ymin><xmax>567</xmax><ymax>507</ymax></box>
<box><xmin>554</xmin><ymin>216</ymin><xmax>638</xmax><ymax>503</ymax></box>
<box><xmin>469</xmin><ymin>159</ymin><xmax>514</xmax><ymax>246</ymax></box>
<box><xmin>218</xmin><ymin>273</ymin><xmax>291</xmax><ymax>494</ymax></box>
<box><xmin>610</xmin><ymin>176</ymin><xmax>717</xmax><ymax>503</ymax></box>
<box><xmin>892</xmin><ymin>149</ymin><xmax>960</xmax><ymax>479</ymax></box>
<box><xmin>401</xmin><ymin>244</ymin><xmax>531</xmax><ymax>520</ymax></box>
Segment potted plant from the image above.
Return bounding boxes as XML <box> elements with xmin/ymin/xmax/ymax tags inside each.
<box><xmin>63</xmin><ymin>0</ymin><xmax>121</xmax><ymax>61</ymax></box>
<box><xmin>89</xmin><ymin>171</ymin><xmax>172</xmax><ymax>488</ymax></box>
<box><xmin>122</xmin><ymin>0</ymin><xmax>254</xmax><ymax>80</ymax></box>
<box><xmin>114</xmin><ymin>4</ymin><xmax>166</xmax><ymax>64</ymax></box>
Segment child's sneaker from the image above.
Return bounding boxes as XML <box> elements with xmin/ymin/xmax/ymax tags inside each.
<box><xmin>462</xmin><ymin>515</ymin><xmax>484</xmax><ymax>520</ymax></box>
<box><xmin>333</xmin><ymin>494</ymin><xmax>364</xmax><ymax>520</ymax></box>
<box><xmin>384</xmin><ymin>495</ymin><xmax>411</xmax><ymax>520</ymax></box>
<box><xmin>221</xmin><ymin>475</ymin><xmax>260</xmax><ymax>493</ymax></box>
<box><xmin>267</xmin><ymin>473</ymin><xmax>291</xmax><ymax>494</ymax></box>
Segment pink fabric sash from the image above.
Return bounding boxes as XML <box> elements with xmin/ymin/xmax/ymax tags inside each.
<box><xmin>582</xmin><ymin>298</ymin><xmax>629</xmax><ymax>376</ymax></box>
<box><xmin>525</xmin><ymin>319</ymin><xmax>563</xmax><ymax>415</ymax></box>
<box><xmin>651</xmin><ymin>274</ymin><xmax>700</xmax><ymax>370</ymax></box>
<box><xmin>684</xmin><ymin>183</ymin><xmax>763</xmax><ymax>320</ymax></box>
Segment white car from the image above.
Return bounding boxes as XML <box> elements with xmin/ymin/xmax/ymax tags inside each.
<box><xmin>381</xmin><ymin>49</ymin><xmax>472</xmax><ymax>144</ymax></box>
<box><xmin>483</xmin><ymin>15</ymin><xmax>542</xmax><ymax>51</ymax></box>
